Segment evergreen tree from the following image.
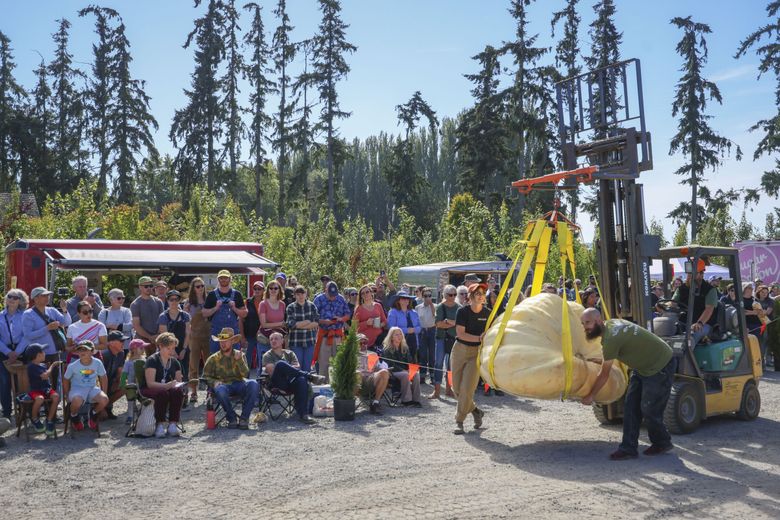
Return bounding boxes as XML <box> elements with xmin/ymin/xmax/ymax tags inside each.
<box><xmin>49</xmin><ymin>19</ymin><xmax>85</xmax><ymax>192</ymax></box>
<box><xmin>456</xmin><ymin>45</ymin><xmax>510</xmax><ymax>208</ymax></box>
<box><xmin>26</xmin><ymin>58</ymin><xmax>52</xmax><ymax>198</ymax></box>
<box><xmin>79</xmin><ymin>6</ymin><xmax>119</xmax><ymax>202</ymax></box>
<box><xmin>310</xmin><ymin>0</ymin><xmax>357</xmax><ymax>213</ymax></box>
<box><xmin>271</xmin><ymin>0</ymin><xmax>296</xmax><ymax>224</ymax></box>
<box><xmin>585</xmin><ymin>0</ymin><xmax>622</xmax><ymax>137</ymax></box>
<box><xmin>221</xmin><ymin>0</ymin><xmax>245</xmax><ymax>196</ymax></box>
<box><xmin>290</xmin><ymin>38</ymin><xmax>318</xmax><ymax>205</ymax></box>
<box><xmin>0</xmin><ymin>31</ymin><xmax>27</xmax><ymax>192</ymax></box>
<box><xmin>170</xmin><ymin>0</ymin><xmax>225</xmax><ymax>204</ymax></box>
<box><xmin>735</xmin><ymin>1</ymin><xmax>780</xmax><ymax>198</ymax></box>
<box><xmin>243</xmin><ymin>2</ymin><xmax>275</xmax><ymax>217</ymax></box>
<box><xmin>111</xmin><ymin>20</ymin><xmax>158</xmax><ymax>203</ymax></box>
<box><xmin>669</xmin><ymin>16</ymin><xmax>741</xmax><ymax>241</ymax></box>
<box><xmin>551</xmin><ymin>0</ymin><xmax>582</xmax><ymax>219</ymax></box>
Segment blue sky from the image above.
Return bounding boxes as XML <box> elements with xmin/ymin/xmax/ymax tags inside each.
<box><xmin>2</xmin><ymin>0</ymin><xmax>776</xmax><ymax>241</ymax></box>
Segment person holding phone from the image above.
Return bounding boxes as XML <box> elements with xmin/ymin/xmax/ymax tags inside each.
<box><xmin>66</xmin><ymin>275</ymin><xmax>104</xmax><ymax>321</ymax></box>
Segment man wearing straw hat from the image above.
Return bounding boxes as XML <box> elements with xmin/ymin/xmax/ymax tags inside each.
<box><xmin>202</xmin><ymin>327</ymin><xmax>259</xmax><ymax>430</ymax></box>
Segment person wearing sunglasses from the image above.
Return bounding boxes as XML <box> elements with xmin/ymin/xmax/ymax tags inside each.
<box><xmin>240</xmin><ymin>280</ymin><xmax>265</xmax><ymax>377</ymax></box>
<box><xmin>184</xmin><ymin>277</ymin><xmax>210</xmax><ymax>403</ymax></box>
<box><xmin>415</xmin><ymin>286</ymin><xmax>436</xmax><ymax>385</ymax></box>
<box><xmin>258</xmin><ymin>281</ymin><xmax>287</xmax><ymax>354</ymax></box>
<box><xmin>131</xmin><ymin>275</ymin><xmax>164</xmax><ymax>356</ymax></box>
<box><xmin>157</xmin><ymin>290</ymin><xmax>192</xmax><ymax>389</ymax></box>
<box><xmin>66</xmin><ymin>301</ymin><xmax>108</xmax><ymax>361</ymax></box>
<box><xmin>0</xmin><ymin>289</ymin><xmax>29</xmax><ymax>419</ymax></box>
<box><xmin>98</xmin><ymin>288</ymin><xmax>134</xmax><ymax>349</ymax></box>
<box><xmin>355</xmin><ymin>284</ymin><xmax>387</xmax><ymax>348</ymax></box>
<box><xmin>202</xmin><ymin>270</ymin><xmax>248</xmax><ymax>355</ymax></box>
<box><xmin>433</xmin><ymin>284</ymin><xmax>460</xmax><ymax>399</ymax></box>
<box><xmin>22</xmin><ymin>287</ymin><xmax>71</xmax><ymax>364</ymax></box>
<box><xmin>66</xmin><ymin>275</ymin><xmax>104</xmax><ymax>322</ymax></box>
<box><xmin>719</xmin><ymin>284</ymin><xmax>738</xmax><ymax>307</ymax></box>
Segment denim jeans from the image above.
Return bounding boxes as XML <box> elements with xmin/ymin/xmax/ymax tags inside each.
<box><xmin>245</xmin><ymin>337</ymin><xmax>258</xmax><ymax>371</ymax></box>
<box><xmin>291</xmin><ymin>341</ymin><xmax>315</xmax><ymax>373</ymax></box>
<box><xmin>0</xmin><ymin>359</ymin><xmax>11</xmax><ymax>418</ymax></box>
<box><xmin>269</xmin><ymin>361</ymin><xmax>311</xmax><ymax>418</ymax></box>
<box><xmin>691</xmin><ymin>323</ymin><xmax>711</xmax><ymax>347</ymax></box>
<box><xmin>620</xmin><ymin>357</ymin><xmax>677</xmax><ymax>455</ymax></box>
<box><xmin>213</xmin><ymin>379</ymin><xmax>259</xmax><ymax>422</ymax></box>
<box><xmin>432</xmin><ymin>339</ymin><xmax>446</xmax><ymax>384</ymax></box>
<box><xmin>418</xmin><ymin>328</ymin><xmax>436</xmax><ymax>379</ymax></box>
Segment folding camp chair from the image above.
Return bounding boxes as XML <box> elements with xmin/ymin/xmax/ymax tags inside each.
<box><xmin>4</xmin><ymin>360</ymin><xmax>59</xmax><ymax>441</ymax></box>
<box><xmin>200</xmin><ymin>378</ymin><xmax>246</xmax><ymax>427</ymax></box>
<box><xmin>383</xmin><ymin>374</ymin><xmax>402</xmax><ymax>408</ymax></box>
<box><xmin>258</xmin><ymin>374</ymin><xmax>297</xmax><ymax>421</ymax></box>
<box><xmin>126</xmin><ymin>359</ymin><xmax>186</xmax><ymax>437</ymax></box>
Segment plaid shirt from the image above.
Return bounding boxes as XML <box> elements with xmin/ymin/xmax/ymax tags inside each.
<box><xmin>202</xmin><ymin>349</ymin><xmax>249</xmax><ymax>386</ymax></box>
<box><xmin>286</xmin><ymin>300</ymin><xmax>319</xmax><ymax>347</ymax></box>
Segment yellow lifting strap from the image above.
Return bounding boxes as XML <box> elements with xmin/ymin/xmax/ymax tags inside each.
<box><xmin>531</xmin><ymin>225</ymin><xmax>553</xmax><ymax>295</ymax></box>
<box><xmin>557</xmin><ymin>222</ymin><xmax>575</xmax><ymax>400</ymax></box>
<box><xmin>480</xmin><ymin>220</ymin><xmax>546</xmax><ymax>385</ymax></box>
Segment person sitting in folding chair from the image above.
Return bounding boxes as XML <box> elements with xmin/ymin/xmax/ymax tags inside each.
<box><xmin>63</xmin><ymin>340</ymin><xmax>109</xmax><ymax>432</ymax></box>
<box><xmin>261</xmin><ymin>332</ymin><xmax>326</xmax><ymax>425</ymax></box>
<box><xmin>141</xmin><ymin>333</ymin><xmax>186</xmax><ymax>438</ymax></box>
<box><xmin>25</xmin><ymin>343</ymin><xmax>60</xmax><ymax>438</ymax></box>
<box><xmin>202</xmin><ymin>328</ymin><xmax>259</xmax><ymax>430</ymax></box>
<box><xmin>357</xmin><ymin>333</ymin><xmax>390</xmax><ymax>415</ymax></box>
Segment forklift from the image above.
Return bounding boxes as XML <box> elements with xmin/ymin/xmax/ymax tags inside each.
<box><xmin>513</xmin><ymin>58</ymin><xmax>762</xmax><ymax>433</ymax></box>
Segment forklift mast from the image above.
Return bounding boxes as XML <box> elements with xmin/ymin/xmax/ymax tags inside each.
<box><xmin>555</xmin><ymin>59</ymin><xmax>660</xmax><ymax>326</ymax></box>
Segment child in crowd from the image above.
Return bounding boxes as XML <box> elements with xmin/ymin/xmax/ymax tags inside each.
<box><xmin>25</xmin><ymin>343</ymin><xmax>61</xmax><ymax>437</ymax></box>
<box><xmin>63</xmin><ymin>340</ymin><xmax>109</xmax><ymax>431</ymax></box>
<box><xmin>120</xmin><ymin>339</ymin><xmax>148</xmax><ymax>425</ymax></box>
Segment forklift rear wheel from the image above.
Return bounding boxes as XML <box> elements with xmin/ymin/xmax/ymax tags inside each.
<box><xmin>592</xmin><ymin>404</ymin><xmax>622</xmax><ymax>425</ymax></box>
<box><xmin>736</xmin><ymin>380</ymin><xmax>760</xmax><ymax>421</ymax></box>
<box><xmin>664</xmin><ymin>382</ymin><xmax>701</xmax><ymax>434</ymax></box>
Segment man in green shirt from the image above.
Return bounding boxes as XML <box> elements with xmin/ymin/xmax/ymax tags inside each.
<box><xmin>581</xmin><ymin>308</ymin><xmax>677</xmax><ymax>461</ymax></box>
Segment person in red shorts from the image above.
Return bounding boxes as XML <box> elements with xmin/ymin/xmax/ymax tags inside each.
<box><xmin>25</xmin><ymin>343</ymin><xmax>61</xmax><ymax>437</ymax></box>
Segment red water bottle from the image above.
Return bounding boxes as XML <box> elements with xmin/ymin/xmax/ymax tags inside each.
<box><xmin>206</xmin><ymin>398</ymin><xmax>216</xmax><ymax>430</ymax></box>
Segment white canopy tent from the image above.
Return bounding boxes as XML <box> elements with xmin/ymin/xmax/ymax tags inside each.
<box><xmin>649</xmin><ymin>258</ymin><xmax>730</xmax><ymax>282</ymax></box>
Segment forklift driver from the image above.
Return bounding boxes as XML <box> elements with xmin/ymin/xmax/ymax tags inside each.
<box><xmin>655</xmin><ymin>259</ymin><xmax>717</xmax><ymax>346</ymax></box>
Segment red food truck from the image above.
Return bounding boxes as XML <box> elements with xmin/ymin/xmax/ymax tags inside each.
<box><xmin>4</xmin><ymin>238</ymin><xmax>278</xmax><ymax>294</ymax></box>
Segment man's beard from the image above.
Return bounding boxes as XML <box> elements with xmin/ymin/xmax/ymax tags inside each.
<box><xmin>585</xmin><ymin>322</ymin><xmax>604</xmax><ymax>340</ymax></box>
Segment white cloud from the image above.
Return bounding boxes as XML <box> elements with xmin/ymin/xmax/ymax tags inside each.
<box><xmin>710</xmin><ymin>64</ymin><xmax>757</xmax><ymax>83</ymax></box>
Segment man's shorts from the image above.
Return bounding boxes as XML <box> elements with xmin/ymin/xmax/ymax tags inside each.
<box><xmin>29</xmin><ymin>389</ymin><xmax>57</xmax><ymax>400</ymax></box>
<box><xmin>68</xmin><ymin>386</ymin><xmax>103</xmax><ymax>403</ymax></box>
<box><xmin>361</xmin><ymin>372</ymin><xmax>379</xmax><ymax>395</ymax></box>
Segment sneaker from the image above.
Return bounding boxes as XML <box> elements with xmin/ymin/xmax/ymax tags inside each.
<box><xmin>409</xmin><ymin>401</ymin><xmax>422</xmax><ymax>408</ymax></box>
<box><xmin>369</xmin><ymin>401</ymin><xmax>382</xmax><ymax>415</ymax></box>
<box><xmin>401</xmin><ymin>401</ymin><xmax>416</xmax><ymax>407</ymax></box>
<box><xmin>87</xmin><ymin>410</ymin><xmax>98</xmax><ymax>431</ymax></box>
<box><xmin>227</xmin><ymin>419</ymin><xmax>239</xmax><ymax>429</ymax></box>
<box><xmin>167</xmin><ymin>423</ymin><xmax>181</xmax><ymax>437</ymax></box>
<box><xmin>472</xmin><ymin>407</ymin><xmax>484</xmax><ymax>429</ymax></box>
<box><xmin>154</xmin><ymin>423</ymin><xmax>167</xmax><ymax>438</ymax></box>
<box><xmin>298</xmin><ymin>414</ymin><xmax>316</xmax><ymax>425</ymax></box>
<box><xmin>453</xmin><ymin>422</ymin><xmax>465</xmax><ymax>435</ymax></box>
<box><xmin>70</xmin><ymin>416</ymin><xmax>84</xmax><ymax>432</ymax></box>
<box><xmin>307</xmin><ymin>373</ymin><xmax>327</xmax><ymax>385</ymax></box>
<box><xmin>32</xmin><ymin>419</ymin><xmax>45</xmax><ymax>433</ymax></box>
<box><xmin>483</xmin><ymin>387</ymin><xmax>493</xmax><ymax>396</ymax></box>
<box><xmin>238</xmin><ymin>418</ymin><xmax>249</xmax><ymax>430</ymax></box>
<box><xmin>45</xmin><ymin>421</ymin><xmax>56</xmax><ymax>438</ymax></box>
<box><xmin>643</xmin><ymin>444</ymin><xmax>673</xmax><ymax>456</ymax></box>
<box><xmin>608</xmin><ymin>449</ymin><xmax>638</xmax><ymax>461</ymax></box>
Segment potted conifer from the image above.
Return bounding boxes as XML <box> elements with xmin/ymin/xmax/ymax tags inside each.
<box><xmin>331</xmin><ymin>321</ymin><xmax>360</xmax><ymax>421</ymax></box>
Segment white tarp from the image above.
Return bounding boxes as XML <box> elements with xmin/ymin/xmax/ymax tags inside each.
<box><xmin>650</xmin><ymin>257</ymin><xmax>730</xmax><ymax>281</ymax></box>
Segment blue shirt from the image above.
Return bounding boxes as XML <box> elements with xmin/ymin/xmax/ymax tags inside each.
<box><xmin>28</xmin><ymin>363</ymin><xmax>51</xmax><ymax>393</ymax></box>
<box><xmin>0</xmin><ymin>309</ymin><xmax>27</xmax><ymax>356</ymax></box>
<box><xmin>313</xmin><ymin>293</ymin><xmax>351</xmax><ymax>330</ymax></box>
<box><xmin>387</xmin><ymin>308</ymin><xmax>421</xmax><ymax>335</ymax></box>
<box><xmin>22</xmin><ymin>306</ymin><xmax>72</xmax><ymax>356</ymax></box>
<box><xmin>64</xmin><ymin>357</ymin><xmax>106</xmax><ymax>389</ymax></box>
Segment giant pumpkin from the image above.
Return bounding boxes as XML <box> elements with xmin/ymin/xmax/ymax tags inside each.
<box><xmin>479</xmin><ymin>293</ymin><xmax>627</xmax><ymax>403</ymax></box>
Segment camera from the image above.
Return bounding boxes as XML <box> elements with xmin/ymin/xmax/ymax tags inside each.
<box><xmin>88</xmin><ymin>289</ymin><xmax>94</xmax><ymax>296</ymax></box>
<box><xmin>57</xmin><ymin>287</ymin><xmax>69</xmax><ymax>297</ymax></box>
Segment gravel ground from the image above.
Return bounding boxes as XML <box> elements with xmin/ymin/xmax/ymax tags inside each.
<box><xmin>2</xmin><ymin>371</ymin><xmax>779</xmax><ymax>520</ymax></box>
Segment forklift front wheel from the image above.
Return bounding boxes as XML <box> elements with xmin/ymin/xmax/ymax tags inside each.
<box><xmin>592</xmin><ymin>403</ymin><xmax>622</xmax><ymax>425</ymax></box>
<box><xmin>664</xmin><ymin>382</ymin><xmax>702</xmax><ymax>434</ymax></box>
<box><xmin>736</xmin><ymin>380</ymin><xmax>760</xmax><ymax>421</ymax></box>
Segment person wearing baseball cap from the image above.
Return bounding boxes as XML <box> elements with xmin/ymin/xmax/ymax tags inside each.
<box><xmin>658</xmin><ymin>258</ymin><xmax>717</xmax><ymax>347</ymax></box>
<box><xmin>154</xmin><ymin>279</ymin><xmax>169</xmax><ymax>304</ymax></box>
<box><xmin>21</xmin><ymin>286</ymin><xmax>71</xmax><ymax>363</ymax></box>
<box><xmin>202</xmin><ymin>270</ymin><xmax>247</xmax><ymax>354</ymax></box>
<box><xmin>130</xmin><ymin>276</ymin><xmax>164</xmax><ymax>356</ymax></box>
<box><xmin>103</xmin><ymin>330</ymin><xmax>130</xmax><ymax>419</ymax></box>
<box><xmin>463</xmin><ymin>273</ymin><xmax>482</xmax><ymax>288</ymax></box>
<box><xmin>275</xmin><ymin>272</ymin><xmax>294</xmax><ymax>306</ymax></box>
<box><xmin>313</xmin><ymin>281</ymin><xmax>352</xmax><ymax>382</ymax></box>
<box><xmin>63</xmin><ymin>340</ymin><xmax>109</xmax><ymax>432</ymax></box>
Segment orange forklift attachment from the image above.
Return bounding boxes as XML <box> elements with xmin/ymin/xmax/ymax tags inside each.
<box><xmin>511</xmin><ymin>165</ymin><xmax>599</xmax><ymax>194</ymax></box>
